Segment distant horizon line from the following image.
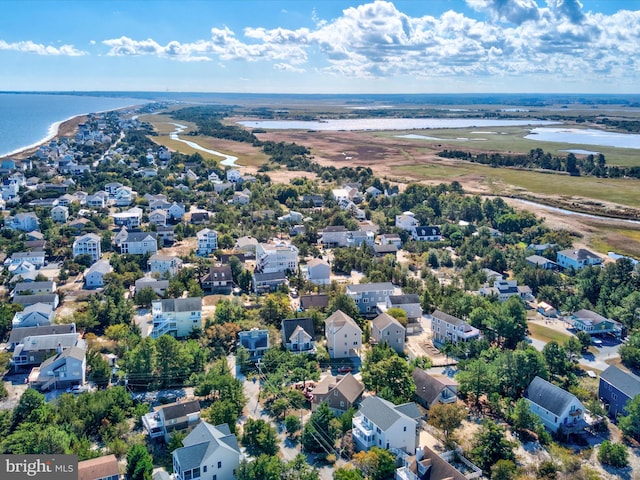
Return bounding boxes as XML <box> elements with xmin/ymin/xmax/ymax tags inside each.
<box><xmin>2</xmin><ymin>90</ymin><xmax>640</xmax><ymax>97</ymax></box>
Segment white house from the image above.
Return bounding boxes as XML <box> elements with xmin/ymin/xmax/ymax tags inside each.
<box><xmin>557</xmin><ymin>248</ymin><xmax>603</xmax><ymax>270</ymax></box>
<box><xmin>379</xmin><ymin>233</ymin><xmax>402</xmax><ymax>248</ymax></box>
<box><xmin>302</xmin><ymin>258</ymin><xmax>330</xmax><ymax>286</ymax></box>
<box><xmin>197</xmin><ymin>228</ymin><xmax>218</xmax><ymax>256</ymax></box>
<box><xmin>5</xmin><ymin>212</ymin><xmax>40</xmax><ymax>232</ymax></box>
<box><xmin>28</xmin><ymin>345</ymin><xmax>86</xmax><ymax>391</ymax></box>
<box><xmin>172</xmin><ymin>422</ymin><xmax>241</xmax><ymax>480</ymax></box>
<box><xmin>479</xmin><ymin>279</ymin><xmax>532</xmax><ymax>302</ymax></box>
<box><xmin>119</xmin><ymin>231</ymin><xmax>158</xmax><ymax>255</ymax></box>
<box><xmin>255</xmin><ymin>241</ymin><xmax>299</xmax><ymax>274</ymax></box>
<box><xmin>319</xmin><ymin>226</ymin><xmax>349</xmax><ymax>247</ymax></box>
<box><xmin>281</xmin><ymin>318</ymin><xmax>315</xmax><ymax>353</ymax></box>
<box><xmin>84</xmin><ymin>259</ymin><xmax>113</xmax><ymax>289</ymax></box>
<box><xmin>73</xmin><ymin>233</ymin><xmax>102</xmax><ymax>263</ymax></box>
<box><xmin>524</xmin><ymin>376</ymin><xmax>586</xmax><ymax>433</ymax></box>
<box><xmin>395</xmin><ymin>212</ymin><xmax>418</xmax><ymax>231</ymax></box>
<box><xmin>151</xmin><ymin>297</ymin><xmax>203</xmax><ymax>339</ymax></box>
<box><xmin>325</xmin><ymin>310</ymin><xmax>362</xmax><ymax>359</ymax></box>
<box><xmin>148</xmin><ymin>254</ymin><xmax>183</xmax><ymax>278</ymax></box>
<box><xmin>112</xmin><ymin>207</ymin><xmax>143</xmax><ymax>229</ymax></box>
<box><xmin>113</xmin><ymin>186</ymin><xmax>136</xmax><ymax>206</ymax></box>
<box><xmin>50</xmin><ymin>205</ymin><xmax>69</xmax><ymax>223</ymax></box>
<box><xmin>352</xmin><ymin>395</ymin><xmax>421</xmax><ymax>453</ymax></box>
<box><xmin>86</xmin><ymin>191</ymin><xmax>109</xmax><ymax>208</ymax></box>
<box><xmin>149</xmin><ymin>209</ymin><xmax>168</xmax><ymax>227</ymax></box>
<box><xmin>12</xmin><ymin>303</ymin><xmax>55</xmax><ymax>327</ymax></box>
<box><xmin>5</xmin><ymin>251</ymin><xmax>46</xmax><ymax>269</ymax></box>
<box><xmin>226</xmin><ymin>169</ymin><xmax>242</xmax><ymax>182</ymax></box>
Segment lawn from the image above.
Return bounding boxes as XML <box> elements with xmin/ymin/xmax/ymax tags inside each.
<box><xmin>527</xmin><ymin>322</ymin><xmax>572</xmax><ymax>345</ymax></box>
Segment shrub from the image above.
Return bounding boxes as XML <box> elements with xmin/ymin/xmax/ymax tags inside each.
<box><xmin>597</xmin><ymin>440</ymin><xmax>629</xmax><ymax>468</ymax></box>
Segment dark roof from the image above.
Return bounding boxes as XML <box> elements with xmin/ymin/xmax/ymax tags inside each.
<box><xmin>300</xmin><ymin>293</ymin><xmax>329</xmax><ymax>310</ymax></box>
<box><xmin>202</xmin><ymin>265</ymin><xmax>232</xmax><ymax>282</ymax></box>
<box><xmin>156</xmin><ymin>297</ymin><xmax>202</xmax><ymax>313</ymax></box>
<box><xmin>9</xmin><ymin>324</ymin><xmax>76</xmax><ymax>344</ymax></box>
<box><xmin>159</xmin><ymin>400</ymin><xmax>201</xmax><ymax>421</ymax></box>
<box><xmin>373</xmin><ymin>244</ymin><xmax>398</xmax><ymax>255</ymax></box>
<box><xmin>600</xmin><ymin>366</ymin><xmax>640</xmax><ymax>399</ymax></box>
<box><xmin>414</xmin><ymin>226</ymin><xmax>441</xmax><ymax>237</ymax></box>
<box><xmin>372</xmin><ymin>312</ymin><xmax>404</xmax><ymax>332</ymax></box>
<box><xmin>347</xmin><ymin>282</ymin><xmax>395</xmax><ymax>293</ymax></box>
<box><xmin>389</xmin><ymin>294</ymin><xmax>421</xmax><ymax>305</ymax></box>
<box><xmin>559</xmin><ymin>248</ymin><xmax>600</xmax><ymax>261</ymax></box>
<box><xmin>13</xmin><ymin>294</ymin><xmax>58</xmax><ymax>307</ymax></box>
<box><xmin>191</xmin><ymin>212</ymin><xmax>210</xmax><ymax>223</ymax></box>
<box><xmin>524</xmin><ymin>376</ymin><xmax>577</xmax><ymax>416</ymax></box>
<box><xmin>253</xmin><ymin>271</ymin><xmax>286</xmax><ymax>282</ymax></box>
<box><xmin>282</xmin><ymin>318</ymin><xmax>314</xmax><ymax>341</ymax></box>
<box><xmin>413</xmin><ymin>369</ymin><xmax>458</xmax><ymax>405</ymax></box>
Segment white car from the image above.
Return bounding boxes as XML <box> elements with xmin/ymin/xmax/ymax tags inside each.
<box><xmin>66</xmin><ymin>385</ymin><xmax>89</xmax><ymax>394</ymax></box>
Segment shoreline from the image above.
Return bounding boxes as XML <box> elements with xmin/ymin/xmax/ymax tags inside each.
<box><xmin>0</xmin><ymin>102</ymin><xmax>145</xmax><ymax>161</ymax></box>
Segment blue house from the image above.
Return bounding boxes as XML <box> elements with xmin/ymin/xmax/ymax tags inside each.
<box><xmin>599</xmin><ymin>365</ymin><xmax>640</xmax><ymax>419</ymax></box>
<box><xmin>556</xmin><ymin>248</ymin><xmax>602</xmax><ymax>270</ymax></box>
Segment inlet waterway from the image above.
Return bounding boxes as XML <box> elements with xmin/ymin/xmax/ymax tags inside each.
<box><xmin>169</xmin><ymin>123</ymin><xmax>238</xmax><ymax>166</ymax></box>
<box><xmin>511</xmin><ymin>198</ymin><xmax>640</xmax><ymax>225</ymax></box>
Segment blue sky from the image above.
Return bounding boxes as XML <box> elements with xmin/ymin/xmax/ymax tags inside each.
<box><xmin>0</xmin><ymin>0</ymin><xmax>638</xmax><ymax>93</ymax></box>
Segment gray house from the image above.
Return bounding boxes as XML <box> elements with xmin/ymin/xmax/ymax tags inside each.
<box><xmin>371</xmin><ymin>313</ymin><xmax>405</xmax><ymax>354</ymax></box>
<box><xmin>346</xmin><ymin>282</ymin><xmax>397</xmax><ymax>315</ymax></box>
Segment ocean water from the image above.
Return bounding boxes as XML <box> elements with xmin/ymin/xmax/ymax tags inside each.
<box><xmin>0</xmin><ymin>93</ymin><xmax>146</xmax><ymax>157</ymax></box>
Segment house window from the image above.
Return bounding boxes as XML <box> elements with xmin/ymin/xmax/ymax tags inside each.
<box><xmin>217</xmin><ymin>461</ymin><xmax>222</xmax><ymax>469</ymax></box>
<box><xmin>612</xmin><ymin>393</ymin><xmax>617</xmax><ymax>401</ymax></box>
<box><xmin>193</xmin><ymin>467</ymin><xmax>200</xmax><ymax>478</ymax></box>
<box><xmin>203</xmin><ymin>466</ymin><xmax>207</xmax><ymax>473</ymax></box>
<box><xmin>403</xmin><ymin>426</ymin><xmax>407</xmax><ymax>432</ymax></box>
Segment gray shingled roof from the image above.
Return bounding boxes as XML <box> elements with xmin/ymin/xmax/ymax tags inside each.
<box><xmin>431</xmin><ymin>310</ymin><xmax>465</xmax><ymax>327</ymax></box>
<box><xmin>157</xmin><ymin>297</ymin><xmax>202</xmax><ymax>313</ymax></box>
<box><xmin>600</xmin><ymin>366</ymin><xmax>640</xmax><ymax>399</ymax></box>
<box><xmin>9</xmin><ymin>324</ymin><xmax>75</xmax><ymax>344</ymax></box>
<box><xmin>325</xmin><ymin>310</ymin><xmax>360</xmax><ymax>332</ymax></box>
<box><xmin>347</xmin><ymin>282</ymin><xmax>395</xmax><ymax>293</ymax></box>
<box><xmin>395</xmin><ymin>402</ymin><xmax>423</xmax><ymax>420</ymax></box>
<box><xmin>357</xmin><ymin>396</ymin><xmax>418</xmax><ymax>431</ymax></box>
<box><xmin>559</xmin><ymin>248</ymin><xmax>600</xmax><ymax>261</ymax></box>
<box><xmin>39</xmin><ymin>346</ymin><xmax>86</xmax><ymax>369</ymax></box>
<box><xmin>174</xmin><ymin>442</ymin><xmax>209</xmax><ymax>470</ymax></box>
<box><xmin>524</xmin><ymin>376</ymin><xmax>577</xmax><ymax>416</ymax></box>
<box><xmin>19</xmin><ymin>333</ymin><xmax>79</xmax><ymax>351</ymax></box>
<box><xmin>159</xmin><ymin>400</ymin><xmax>201</xmax><ymax>421</ymax></box>
<box><xmin>14</xmin><ymin>294</ymin><xmax>58</xmax><ymax>307</ymax></box>
<box><xmin>335</xmin><ymin>373</ymin><xmax>365</xmax><ymax>403</ymax></box>
<box><xmin>372</xmin><ymin>312</ymin><xmax>403</xmax><ymax>332</ymax></box>
<box><xmin>174</xmin><ymin>422</ymin><xmax>240</xmax><ymax>470</ymax></box>
<box><xmin>413</xmin><ymin>369</ymin><xmax>458</xmax><ymax>405</ymax></box>
<box><xmin>389</xmin><ymin>294</ymin><xmax>420</xmax><ymax>305</ymax></box>
<box><xmin>282</xmin><ymin>318</ymin><xmax>314</xmax><ymax>341</ymax></box>
<box><xmin>125</xmin><ymin>232</ymin><xmax>157</xmax><ymax>243</ymax></box>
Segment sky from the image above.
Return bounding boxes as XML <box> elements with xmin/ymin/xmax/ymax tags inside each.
<box><xmin>0</xmin><ymin>0</ymin><xmax>638</xmax><ymax>94</ymax></box>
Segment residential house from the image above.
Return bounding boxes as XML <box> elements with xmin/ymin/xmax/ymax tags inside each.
<box><xmin>232</xmin><ymin>191</ymin><xmax>251</xmax><ymax>205</ymax></box>
<box><xmin>479</xmin><ymin>279</ymin><xmax>533</xmax><ymax>302</ymax></box>
<box><xmin>13</xmin><ymin>294</ymin><xmax>59</xmax><ymax>310</ymax></box>
<box><xmin>151</xmin><ymin>297</ymin><xmax>203</xmax><ymax>339</ymax></box>
<box><xmin>226</xmin><ymin>169</ymin><xmax>242</xmax><ymax>182</ymax></box>
<box><xmin>430</xmin><ymin>310</ymin><xmax>481</xmax><ymax>345</ymax></box>
<box><xmin>84</xmin><ymin>259</ymin><xmax>113</xmax><ymax>289</ymax></box>
<box><xmin>278</xmin><ymin>210</ymin><xmax>303</xmax><ymax>223</ymax></box>
<box><xmin>252</xmin><ymin>271</ymin><xmax>287</xmax><ymax>294</ymax></box>
<box><xmin>104</xmin><ymin>182</ymin><xmax>123</xmax><ymax>195</ymax></box>
<box><xmin>149</xmin><ymin>209</ymin><xmax>168</xmax><ymax>227</ymax></box>
<box><xmin>319</xmin><ymin>226</ymin><xmax>349</xmax><ymax>247</ymax></box>
<box><xmin>281</xmin><ymin>318</ymin><xmax>315</xmax><ymax>353</ymax></box>
<box><xmin>86</xmin><ymin>191</ymin><xmax>109</xmax><ymax>208</ymax></box>
<box><xmin>8</xmin><ymin>262</ymin><xmax>37</xmax><ymax>284</ymax></box>
<box><xmin>212</xmin><ymin>182</ymin><xmax>233</xmax><ymax>194</ymax></box>
<box><xmin>395</xmin><ymin>212</ymin><xmax>418</xmax><ymax>231</ymax></box>
<box><xmin>346</xmin><ymin>230</ymin><xmax>375</xmax><ymax>248</ymax></box>
<box><xmin>412</xmin><ymin>226</ymin><xmax>442</xmax><ymax>242</ymax></box>
<box><xmin>352</xmin><ymin>395</ymin><xmax>421</xmax><ymax>453</ymax></box>
<box><xmin>302</xmin><ymin>258</ymin><xmax>330</xmax><ymax>286</ymax></box>
<box><xmin>383</xmin><ymin>294</ymin><xmax>422</xmax><ymax>333</ymax></box>
<box><xmin>158</xmin><ymin>147</ymin><xmax>172</xmax><ymax>161</ymax></box>
<box><xmin>8</xmin><ymin>324</ymin><xmax>76</xmax><ymax>350</ymax></box>
<box><xmin>114</xmin><ymin>186</ymin><xmax>136</xmax><ymax>206</ymax></box>
<box><xmin>301</xmin><ymin>194</ymin><xmax>324</xmax><ymax>208</ymax></box>
<box><xmin>172</xmin><ymin>422</ymin><xmax>241</xmax><ymax>480</ymax></box>
<box><xmin>527</xmin><ymin>242</ymin><xmax>557</xmax><ymax>253</ymax></box>
<box><xmin>4</xmin><ymin>212</ymin><xmax>40</xmax><ymax>232</ymax></box>
<box><xmin>255</xmin><ymin>241</ymin><xmax>299</xmax><ymax>274</ymax></box>
<box><xmin>12</xmin><ymin>303</ymin><xmax>55</xmax><ymax>328</ymax></box>
<box><xmin>168</xmin><ymin>202</ymin><xmax>186</xmax><ymax>221</ymax></box>
<box><xmin>397</xmin><ymin>446</ymin><xmax>481</xmax><ymax>480</ymax></box>
<box><xmin>325</xmin><ymin>310</ymin><xmax>362</xmax><ymax>359</ymax></box>
<box><xmin>234</xmin><ymin>236</ymin><xmax>258</xmax><ymax>257</ymax></box>
<box><xmin>346</xmin><ymin>282</ymin><xmax>398</xmax><ymax>315</ymax></box>
<box><xmin>68</xmin><ymin>217</ymin><xmax>90</xmax><ymax>233</ymax></box>
<box><xmin>598</xmin><ymin>365</ymin><xmax>640</xmax><ymax>419</ymax></box>
<box><xmin>196</xmin><ymin>228</ymin><xmax>218</xmax><ymax>256</ymax></box>
<box><xmin>238</xmin><ymin>328</ymin><xmax>269</xmax><ymax>361</ymax></box>
<box><xmin>373</xmin><ymin>244</ymin><xmax>398</xmax><ymax>258</ymax></box>
<box><xmin>29</xmin><ymin>198</ymin><xmax>59</xmax><ymax>208</ymax></box>
<box><xmin>571</xmin><ymin>309</ymin><xmax>624</xmax><ymax>337</ymax></box>
<box><xmin>143</xmin><ymin>399</ymin><xmax>202</xmax><ymax>442</ymax></box>
<box><xmin>557</xmin><ymin>248</ymin><xmax>602</xmax><ymax>270</ymax></box>
<box><xmin>149</xmin><ymin>254</ymin><xmax>183</xmax><ymax>278</ymax></box>
<box><xmin>526</xmin><ymin>255</ymin><xmax>557</xmax><ymax>270</ymax></box>
<box><xmin>332</xmin><ymin>188</ymin><xmax>350</xmax><ymax>203</ymax></box>
<box><xmin>365</xmin><ymin>186</ymin><xmax>382</xmax><ymax>198</ymax></box>
<box><xmin>12</xmin><ymin>332</ymin><xmax>82</xmax><ymax>369</ymax></box>
<box><xmin>14</xmin><ymin>281</ymin><xmax>56</xmax><ymax>296</ymax></box>
<box><xmin>371</xmin><ymin>313</ymin><xmax>406</xmax><ymax>354</ymax></box>
<box><xmin>311</xmin><ymin>373</ymin><xmax>364</xmax><ymax>413</ymax></box>
<box><xmin>202</xmin><ymin>265</ymin><xmax>233</xmax><ymax>294</ymax></box>
<box><xmin>112</xmin><ymin>207</ymin><xmax>143</xmax><ymax>229</ymax></box>
<box><xmin>28</xmin><ymin>345</ymin><xmax>86</xmax><ymax>391</ymax></box>
<box><xmin>135</xmin><ymin>277</ymin><xmax>169</xmax><ymax>296</ymax></box>
<box><xmin>5</xmin><ymin>251</ymin><xmax>46</xmax><ymax>269</ymax></box>
<box><xmin>119</xmin><ymin>231</ymin><xmax>158</xmax><ymax>255</ymax></box>
<box><xmin>156</xmin><ymin>225</ymin><xmax>175</xmax><ymax>246</ymax></box>
<box><xmin>78</xmin><ymin>455</ymin><xmax>120</xmax><ymax>480</ymax></box>
<box><xmin>524</xmin><ymin>376</ymin><xmax>586</xmax><ymax>433</ymax></box>
<box><xmin>299</xmin><ymin>293</ymin><xmax>329</xmax><ymax>311</ymax></box>
<box><xmin>50</xmin><ymin>205</ymin><xmax>69</xmax><ymax>223</ymax></box>
<box><xmin>73</xmin><ymin>233</ymin><xmax>102</xmax><ymax>263</ymax></box>
<box><xmin>379</xmin><ymin>233</ymin><xmax>402</xmax><ymax>247</ymax></box>
<box><xmin>412</xmin><ymin>369</ymin><xmax>458</xmax><ymax>409</ymax></box>
<box><xmin>537</xmin><ymin>302</ymin><xmax>558</xmax><ymax>318</ymax></box>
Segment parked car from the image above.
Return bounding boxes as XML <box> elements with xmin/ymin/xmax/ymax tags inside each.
<box><xmin>66</xmin><ymin>385</ymin><xmax>88</xmax><ymax>394</ymax></box>
<box><xmin>337</xmin><ymin>366</ymin><xmax>353</xmax><ymax>373</ymax></box>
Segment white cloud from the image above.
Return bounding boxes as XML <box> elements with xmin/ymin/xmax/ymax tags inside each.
<box><xmin>0</xmin><ymin>40</ymin><xmax>86</xmax><ymax>56</ymax></box>
<box><xmin>99</xmin><ymin>0</ymin><xmax>640</xmax><ymax>82</ymax></box>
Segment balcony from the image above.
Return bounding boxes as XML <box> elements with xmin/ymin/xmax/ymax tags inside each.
<box><xmin>352</xmin><ymin>416</ymin><xmax>375</xmax><ymax>448</ymax></box>
<box><xmin>151</xmin><ymin>320</ymin><xmax>177</xmax><ymax>339</ymax></box>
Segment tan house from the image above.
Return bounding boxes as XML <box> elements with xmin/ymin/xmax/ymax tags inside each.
<box><xmin>311</xmin><ymin>373</ymin><xmax>364</xmax><ymax>413</ymax></box>
<box><xmin>325</xmin><ymin>310</ymin><xmax>362</xmax><ymax>359</ymax></box>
